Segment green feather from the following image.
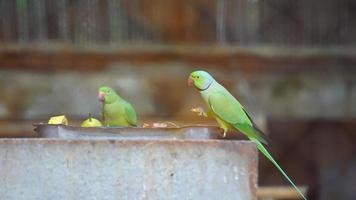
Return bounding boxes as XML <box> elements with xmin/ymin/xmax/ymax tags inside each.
<box><xmin>208</xmin><ymin>91</ymin><xmax>252</xmax><ymax>125</ymax></box>
<box><xmin>190</xmin><ymin>70</ymin><xmax>307</xmax><ymax>200</ymax></box>
<box><xmin>99</xmin><ymin>86</ymin><xmax>137</xmax><ymax>127</ymax></box>
<box><xmin>123</xmin><ymin>103</ymin><xmax>138</xmax><ymax>126</ymax></box>
<box><xmin>208</xmin><ymin>90</ymin><xmax>269</xmax><ymax>144</ymax></box>
<box><xmin>250</xmin><ymin>137</ymin><xmax>307</xmax><ymax>200</ymax></box>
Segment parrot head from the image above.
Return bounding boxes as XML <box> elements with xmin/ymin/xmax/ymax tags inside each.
<box><xmin>98</xmin><ymin>86</ymin><xmax>119</xmax><ymax>104</ymax></box>
<box><xmin>188</xmin><ymin>70</ymin><xmax>214</xmax><ymax>91</ymax></box>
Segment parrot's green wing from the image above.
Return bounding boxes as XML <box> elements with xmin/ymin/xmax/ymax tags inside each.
<box><xmin>242</xmin><ymin>108</ymin><xmax>271</xmax><ymax>144</ymax></box>
<box><xmin>124</xmin><ymin>103</ymin><xmax>137</xmax><ymax>126</ymax></box>
<box><xmin>208</xmin><ymin>91</ymin><xmax>269</xmax><ymax>144</ymax></box>
<box><xmin>208</xmin><ymin>91</ymin><xmax>250</xmax><ymax>125</ymax></box>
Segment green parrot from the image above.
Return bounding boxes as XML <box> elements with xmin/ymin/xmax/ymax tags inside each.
<box><xmin>98</xmin><ymin>86</ymin><xmax>137</xmax><ymax>127</ymax></box>
<box><xmin>188</xmin><ymin>70</ymin><xmax>307</xmax><ymax>200</ymax></box>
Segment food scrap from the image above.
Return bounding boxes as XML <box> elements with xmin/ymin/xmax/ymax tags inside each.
<box><xmin>48</xmin><ymin>115</ymin><xmax>68</xmax><ymax>125</ymax></box>
<box><xmin>142</xmin><ymin>122</ymin><xmax>179</xmax><ymax>128</ymax></box>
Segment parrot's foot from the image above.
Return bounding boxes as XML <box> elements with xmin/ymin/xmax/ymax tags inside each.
<box><xmin>222</xmin><ymin>131</ymin><xmax>227</xmax><ymax>138</ymax></box>
<box><xmin>190</xmin><ymin>107</ymin><xmax>206</xmax><ymax>117</ymax></box>
<box><xmin>219</xmin><ymin>129</ymin><xmax>227</xmax><ymax>138</ymax></box>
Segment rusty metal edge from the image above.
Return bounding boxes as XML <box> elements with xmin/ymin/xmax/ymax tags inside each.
<box><xmin>33</xmin><ymin>122</ymin><xmax>220</xmax><ymax>130</ymax></box>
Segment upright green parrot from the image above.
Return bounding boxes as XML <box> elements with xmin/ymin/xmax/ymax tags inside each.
<box><xmin>98</xmin><ymin>86</ymin><xmax>137</xmax><ymax>127</ymax></box>
<box><xmin>188</xmin><ymin>70</ymin><xmax>307</xmax><ymax>200</ymax></box>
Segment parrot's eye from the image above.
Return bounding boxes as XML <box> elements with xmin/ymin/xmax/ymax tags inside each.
<box><xmin>197</xmin><ymin>76</ymin><xmax>200</xmax><ymax>79</ymax></box>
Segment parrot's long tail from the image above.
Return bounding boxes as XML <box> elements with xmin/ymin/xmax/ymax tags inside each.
<box><xmin>250</xmin><ymin>138</ymin><xmax>308</xmax><ymax>200</ymax></box>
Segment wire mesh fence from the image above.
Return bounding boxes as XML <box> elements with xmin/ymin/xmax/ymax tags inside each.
<box><xmin>0</xmin><ymin>0</ymin><xmax>355</xmax><ymax>47</ymax></box>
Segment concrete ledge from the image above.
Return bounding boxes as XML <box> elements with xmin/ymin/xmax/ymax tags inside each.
<box><xmin>0</xmin><ymin>139</ymin><xmax>257</xmax><ymax>200</ymax></box>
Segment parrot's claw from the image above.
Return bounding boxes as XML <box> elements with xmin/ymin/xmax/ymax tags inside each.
<box><xmin>218</xmin><ymin>129</ymin><xmax>227</xmax><ymax>138</ymax></box>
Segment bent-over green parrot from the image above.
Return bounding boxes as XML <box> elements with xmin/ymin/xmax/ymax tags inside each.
<box><xmin>98</xmin><ymin>86</ymin><xmax>137</xmax><ymax>127</ymax></box>
<box><xmin>188</xmin><ymin>70</ymin><xmax>307</xmax><ymax>200</ymax></box>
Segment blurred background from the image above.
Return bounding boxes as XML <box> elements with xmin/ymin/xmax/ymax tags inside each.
<box><xmin>0</xmin><ymin>0</ymin><xmax>356</xmax><ymax>199</ymax></box>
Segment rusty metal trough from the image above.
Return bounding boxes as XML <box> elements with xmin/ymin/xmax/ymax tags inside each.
<box><xmin>0</xmin><ymin>124</ymin><xmax>258</xmax><ymax>200</ymax></box>
<box><xmin>34</xmin><ymin>123</ymin><xmax>221</xmax><ymax>140</ymax></box>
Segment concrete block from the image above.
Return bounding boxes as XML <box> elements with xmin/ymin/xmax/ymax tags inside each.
<box><xmin>0</xmin><ymin>139</ymin><xmax>257</xmax><ymax>200</ymax></box>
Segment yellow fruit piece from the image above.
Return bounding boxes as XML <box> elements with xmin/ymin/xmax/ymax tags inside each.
<box><xmin>81</xmin><ymin>117</ymin><xmax>102</xmax><ymax>127</ymax></box>
<box><xmin>48</xmin><ymin>115</ymin><xmax>68</xmax><ymax>125</ymax></box>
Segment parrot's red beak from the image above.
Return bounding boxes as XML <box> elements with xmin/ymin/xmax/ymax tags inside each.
<box><xmin>98</xmin><ymin>92</ymin><xmax>106</xmax><ymax>102</ymax></box>
<box><xmin>187</xmin><ymin>76</ymin><xmax>193</xmax><ymax>86</ymax></box>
